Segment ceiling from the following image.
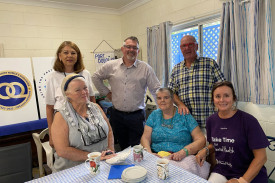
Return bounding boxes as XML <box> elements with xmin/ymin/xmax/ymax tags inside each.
<box><xmin>0</xmin><ymin>0</ymin><xmax>151</xmax><ymax>14</ymax></box>
<box><xmin>43</xmin><ymin>0</ymin><xmax>137</xmax><ymax>9</ymax></box>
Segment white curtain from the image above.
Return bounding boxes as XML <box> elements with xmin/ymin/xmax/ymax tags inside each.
<box><xmin>218</xmin><ymin>0</ymin><xmax>275</xmax><ymax>104</ymax></box>
<box><xmin>147</xmin><ymin>21</ymin><xmax>172</xmax><ymax>87</ymax></box>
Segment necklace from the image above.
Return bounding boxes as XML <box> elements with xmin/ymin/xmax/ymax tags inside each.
<box><xmin>161</xmin><ymin>107</ymin><xmax>175</xmax><ymax>129</ymax></box>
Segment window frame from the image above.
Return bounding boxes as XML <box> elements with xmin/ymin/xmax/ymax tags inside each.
<box><xmin>171</xmin><ymin>13</ymin><xmax>221</xmax><ymax>67</ymax></box>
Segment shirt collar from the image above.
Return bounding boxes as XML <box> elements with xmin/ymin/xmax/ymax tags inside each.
<box><xmin>120</xmin><ymin>57</ymin><xmax>138</xmax><ymax>68</ymax></box>
<box><xmin>183</xmin><ymin>55</ymin><xmax>199</xmax><ymax>66</ymax></box>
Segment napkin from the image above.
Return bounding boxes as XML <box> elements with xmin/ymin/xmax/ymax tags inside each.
<box><xmin>108</xmin><ymin>164</ymin><xmax>135</xmax><ymax>179</ymax></box>
<box><xmin>106</xmin><ymin>149</ymin><xmax>131</xmax><ymax>165</ymax></box>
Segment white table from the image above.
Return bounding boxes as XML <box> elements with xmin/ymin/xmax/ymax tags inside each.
<box><xmin>28</xmin><ymin>150</ymin><xmax>209</xmax><ymax>182</ymax></box>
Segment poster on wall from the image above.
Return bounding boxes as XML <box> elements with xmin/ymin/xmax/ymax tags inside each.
<box><xmin>0</xmin><ymin>58</ymin><xmax>38</xmax><ymax>126</ymax></box>
<box><xmin>32</xmin><ymin>57</ymin><xmax>55</xmax><ymax>119</ymax></box>
<box><xmin>94</xmin><ymin>52</ymin><xmax>115</xmax><ymax>71</ymax></box>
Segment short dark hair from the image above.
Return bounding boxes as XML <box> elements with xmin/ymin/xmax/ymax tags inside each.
<box><xmin>53</xmin><ymin>41</ymin><xmax>85</xmax><ymax>73</ymax></box>
<box><xmin>211</xmin><ymin>81</ymin><xmax>237</xmax><ymax>103</ymax></box>
<box><xmin>124</xmin><ymin>36</ymin><xmax>139</xmax><ymax>45</ymax></box>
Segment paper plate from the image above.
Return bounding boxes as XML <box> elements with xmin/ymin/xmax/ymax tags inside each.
<box><xmin>121</xmin><ymin>166</ymin><xmax>147</xmax><ymax>182</ymax></box>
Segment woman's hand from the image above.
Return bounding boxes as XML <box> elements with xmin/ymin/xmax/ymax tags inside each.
<box><xmin>226</xmin><ymin>178</ymin><xmax>239</xmax><ymax>183</ymax></box>
<box><xmin>196</xmin><ymin>148</ymin><xmax>207</xmax><ymax>167</ymax></box>
<box><xmin>100</xmin><ymin>150</ymin><xmax>116</xmax><ymax>160</ymax></box>
<box><xmin>170</xmin><ymin>150</ymin><xmax>185</xmax><ymax>161</ymax></box>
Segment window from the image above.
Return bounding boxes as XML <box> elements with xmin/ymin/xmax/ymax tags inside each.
<box><xmin>171</xmin><ymin>14</ymin><xmax>220</xmax><ymax>69</ymax></box>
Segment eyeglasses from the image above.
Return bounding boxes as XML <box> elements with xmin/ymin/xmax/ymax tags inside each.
<box><xmin>81</xmin><ymin>123</ymin><xmax>107</xmax><ymax>146</ymax></box>
<box><xmin>123</xmin><ymin>45</ymin><xmax>139</xmax><ymax>50</ymax></box>
<box><xmin>180</xmin><ymin>42</ymin><xmax>196</xmax><ymax>49</ymax></box>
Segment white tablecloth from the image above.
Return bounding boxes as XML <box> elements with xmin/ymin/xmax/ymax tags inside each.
<box><xmin>28</xmin><ymin>150</ymin><xmax>209</xmax><ymax>182</ymax></box>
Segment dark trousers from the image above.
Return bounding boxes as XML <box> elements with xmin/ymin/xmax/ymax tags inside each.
<box><xmin>110</xmin><ymin>108</ymin><xmax>145</xmax><ymax>150</ymax></box>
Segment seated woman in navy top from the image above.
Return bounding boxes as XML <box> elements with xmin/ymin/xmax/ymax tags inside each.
<box><xmin>196</xmin><ymin>81</ymin><xmax>269</xmax><ymax>183</ymax></box>
<box><xmin>141</xmin><ymin>87</ymin><xmax>206</xmax><ymax>161</ymax></box>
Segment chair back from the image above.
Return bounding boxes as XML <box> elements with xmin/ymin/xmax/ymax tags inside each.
<box><xmin>0</xmin><ymin>142</ymin><xmax>32</xmax><ymax>183</ymax></box>
<box><xmin>32</xmin><ymin>128</ymin><xmax>53</xmax><ymax>177</ymax></box>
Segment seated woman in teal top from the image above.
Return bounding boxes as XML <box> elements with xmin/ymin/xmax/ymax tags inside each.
<box><xmin>141</xmin><ymin>88</ymin><xmax>206</xmax><ymax>161</ymax></box>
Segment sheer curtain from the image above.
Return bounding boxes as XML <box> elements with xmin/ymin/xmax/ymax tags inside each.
<box><xmin>218</xmin><ymin>0</ymin><xmax>275</xmax><ymax>104</ymax></box>
<box><xmin>147</xmin><ymin>21</ymin><xmax>172</xmax><ymax>87</ymax></box>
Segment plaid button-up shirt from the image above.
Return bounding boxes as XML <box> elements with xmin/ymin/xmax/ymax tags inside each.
<box><xmin>168</xmin><ymin>57</ymin><xmax>225</xmax><ymax>127</ymax></box>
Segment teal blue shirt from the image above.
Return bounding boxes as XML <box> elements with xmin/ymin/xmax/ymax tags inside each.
<box><xmin>146</xmin><ymin>108</ymin><xmax>198</xmax><ymax>153</ymax></box>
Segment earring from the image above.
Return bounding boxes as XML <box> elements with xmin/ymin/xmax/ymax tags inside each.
<box><xmin>214</xmin><ymin>106</ymin><xmax>218</xmax><ymax>112</ymax></box>
<box><xmin>231</xmin><ymin>102</ymin><xmax>237</xmax><ymax>110</ymax></box>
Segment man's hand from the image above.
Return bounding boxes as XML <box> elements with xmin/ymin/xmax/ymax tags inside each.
<box><xmin>177</xmin><ymin>103</ymin><xmax>189</xmax><ymax>115</ymax></box>
<box><xmin>173</xmin><ymin>94</ymin><xmax>190</xmax><ymax>115</ymax></box>
<box><xmin>106</xmin><ymin>92</ymin><xmax>112</xmax><ymax>101</ymax></box>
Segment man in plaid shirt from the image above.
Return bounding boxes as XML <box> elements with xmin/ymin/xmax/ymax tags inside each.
<box><xmin>168</xmin><ymin>35</ymin><xmax>225</xmax><ymax>129</ymax></box>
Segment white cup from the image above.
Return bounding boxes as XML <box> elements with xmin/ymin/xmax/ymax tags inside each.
<box><xmin>85</xmin><ymin>152</ymin><xmax>101</xmax><ymax>175</ymax></box>
<box><xmin>133</xmin><ymin>145</ymin><xmax>144</xmax><ymax>162</ymax></box>
<box><xmin>157</xmin><ymin>158</ymin><xmax>169</xmax><ymax>179</ymax></box>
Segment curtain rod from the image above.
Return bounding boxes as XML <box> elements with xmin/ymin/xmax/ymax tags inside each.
<box><xmin>219</xmin><ymin>0</ymin><xmax>251</xmax><ymax>4</ymax></box>
<box><xmin>173</xmin><ymin>11</ymin><xmax>221</xmax><ymax>26</ymax></box>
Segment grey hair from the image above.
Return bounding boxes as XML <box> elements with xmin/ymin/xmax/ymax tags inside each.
<box><xmin>181</xmin><ymin>35</ymin><xmax>198</xmax><ymax>44</ymax></box>
<box><xmin>156</xmin><ymin>87</ymin><xmax>174</xmax><ymax>99</ymax></box>
<box><xmin>123</xmin><ymin>36</ymin><xmax>139</xmax><ymax>46</ymax></box>
<box><xmin>65</xmin><ymin>77</ymin><xmax>86</xmax><ymax>95</ymax></box>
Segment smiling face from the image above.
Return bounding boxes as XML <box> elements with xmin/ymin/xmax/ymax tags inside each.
<box><xmin>180</xmin><ymin>35</ymin><xmax>198</xmax><ymax>62</ymax></box>
<box><xmin>213</xmin><ymin>86</ymin><xmax>236</xmax><ymax>113</ymax></box>
<box><xmin>59</xmin><ymin>45</ymin><xmax>78</xmax><ymax>69</ymax></box>
<box><xmin>66</xmin><ymin>79</ymin><xmax>89</xmax><ymax>104</ymax></box>
<box><xmin>156</xmin><ymin>90</ymin><xmax>174</xmax><ymax>111</ymax></box>
<box><xmin>121</xmin><ymin>39</ymin><xmax>140</xmax><ymax>62</ymax></box>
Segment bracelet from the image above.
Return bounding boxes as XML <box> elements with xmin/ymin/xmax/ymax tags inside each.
<box><xmin>238</xmin><ymin>177</ymin><xmax>248</xmax><ymax>183</ymax></box>
<box><xmin>182</xmin><ymin>147</ymin><xmax>189</xmax><ymax>156</ymax></box>
<box><xmin>198</xmin><ymin>147</ymin><xmax>209</xmax><ymax>156</ymax></box>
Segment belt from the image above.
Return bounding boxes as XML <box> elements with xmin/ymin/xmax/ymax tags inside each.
<box><xmin>112</xmin><ymin>107</ymin><xmax>143</xmax><ymax>114</ymax></box>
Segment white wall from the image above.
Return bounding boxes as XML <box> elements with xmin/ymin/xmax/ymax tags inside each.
<box><xmin>0</xmin><ymin>2</ymin><xmax>122</xmax><ymax>74</ymax></box>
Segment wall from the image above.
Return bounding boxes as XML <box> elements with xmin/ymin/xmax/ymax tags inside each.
<box><xmin>0</xmin><ymin>2</ymin><xmax>122</xmax><ymax>75</ymax></box>
<box><xmin>120</xmin><ymin>0</ymin><xmax>222</xmax><ymax>62</ymax></box>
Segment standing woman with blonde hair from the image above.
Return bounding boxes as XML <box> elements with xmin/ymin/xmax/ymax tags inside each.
<box><xmin>46</xmin><ymin>41</ymin><xmax>96</xmax><ymax>147</ymax></box>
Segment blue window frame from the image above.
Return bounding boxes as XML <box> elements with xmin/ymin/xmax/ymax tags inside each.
<box><xmin>171</xmin><ymin>21</ymin><xmax>220</xmax><ymax>69</ymax></box>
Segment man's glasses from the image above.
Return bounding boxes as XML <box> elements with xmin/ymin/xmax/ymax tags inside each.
<box><xmin>180</xmin><ymin>42</ymin><xmax>196</xmax><ymax>49</ymax></box>
<box><xmin>124</xmin><ymin>45</ymin><xmax>139</xmax><ymax>50</ymax></box>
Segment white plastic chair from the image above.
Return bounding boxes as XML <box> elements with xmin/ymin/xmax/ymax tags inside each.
<box><xmin>32</xmin><ymin>128</ymin><xmax>53</xmax><ymax>177</ymax></box>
